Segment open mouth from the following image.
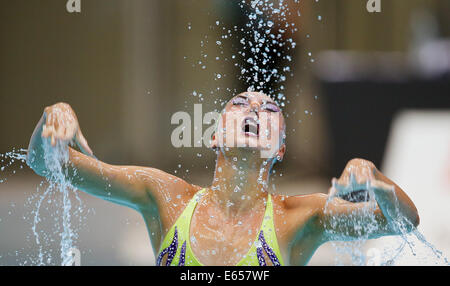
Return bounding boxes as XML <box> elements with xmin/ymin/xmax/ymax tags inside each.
<box><xmin>242</xmin><ymin>117</ymin><xmax>259</xmax><ymax>137</ymax></box>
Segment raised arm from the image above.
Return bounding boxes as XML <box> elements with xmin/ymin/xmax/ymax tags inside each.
<box><xmin>26</xmin><ymin>103</ymin><xmax>196</xmax><ymax>213</ymax></box>
<box><xmin>317</xmin><ymin>158</ymin><xmax>420</xmax><ymax>241</ymax></box>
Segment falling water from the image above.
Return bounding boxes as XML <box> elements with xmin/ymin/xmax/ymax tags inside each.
<box><xmin>234</xmin><ymin>0</ymin><xmax>298</xmax><ymax>107</ymax></box>
<box><xmin>41</xmin><ymin>140</ymin><xmax>75</xmax><ymax>266</ymax></box>
<box><xmin>0</xmin><ymin>143</ymin><xmax>83</xmax><ymax>266</ymax></box>
<box><xmin>186</xmin><ymin>0</ymin><xmax>300</xmax><ymax>110</ymax></box>
<box><xmin>324</xmin><ymin>165</ymin><xmax>449</xmax><ymax>266</ymax></box>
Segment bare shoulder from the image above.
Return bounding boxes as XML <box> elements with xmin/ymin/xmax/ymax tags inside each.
<box><xmin>134</xmin><ymin>166</ymin><xmax>203</xmax><ymax>231</ymax></box>
<box><xmin>272</xmin><ymin>193</ymin><xmax>328</xmax><ymax>245</ymax></box>
<box><xmin>131</xmin><ymin>166</ymin><xmax>200</xmax><ymax>203</ymax></box>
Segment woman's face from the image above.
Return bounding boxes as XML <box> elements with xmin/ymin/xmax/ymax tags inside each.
<box><xmin>212</xmin><ymin>92</ymin><xmax>286</xmax><ymax>160</ymax></box>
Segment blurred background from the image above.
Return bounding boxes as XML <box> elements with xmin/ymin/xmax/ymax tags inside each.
<box><xmin>0</xmin><ymin>0</ymin><xmax>449</xmax><ymax>265</ymax></box>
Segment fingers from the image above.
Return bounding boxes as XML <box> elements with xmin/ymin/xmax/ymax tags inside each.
<box><xmin>41</xmin><ymin>103</ymin><xmax>93</xmax><ymax>156</ymax></box>
<box><xmin>338</xmin><ymin>167</ymin><xmax>376</xmax><ymax>187</ymax></box>
<box><xmin>64</xmin><ymin>125</ymin><xmax>76</xmax><ymax>141</ymax></box>
<box><xmin>42</xmin><ymin>124</ymin><xmax>58</xmax><ymax>146</ymax></box>
<box><xmin>328</xmin><ymin>179</ymin><xmax>338</xmax><ymax>197</ymax></box>
<box><xmin>43</xmin><ymin>123</ymin><xmax>92</xmax><ymax>155</ymax></box>
<box><xmin>75</xmin><ymin>130</ymin><xmax>93</xmax><ymax>156</ymax></box>
<box><xmin>42</xmin><ymin>124</ymin><xmax>51</xmax><ymax>138</ymax></box>
<box><xmin>44</xmin><ymin>108</ymin><xmax>52</xmax><ymax>126</ymax></box>
<box><xmin>56</xmin><ymin>125</ymin><xmax>65</xmax><ymax>140</ymax></box>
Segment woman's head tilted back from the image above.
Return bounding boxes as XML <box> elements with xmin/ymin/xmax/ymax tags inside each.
<box><xmin>211</xmin><ymin>91</ymin><xmax>286</xmax><ymax>163</ymax></box>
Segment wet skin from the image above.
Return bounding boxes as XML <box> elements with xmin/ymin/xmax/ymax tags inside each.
<box><xmin>27</xmin><ymin>92</ymin><xmax>419</xmax><ymax>265</ymax></box>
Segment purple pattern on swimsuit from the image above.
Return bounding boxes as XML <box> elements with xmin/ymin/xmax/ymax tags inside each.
<box><xmin>156</xmin><ymin>226</ymin><xmax>179</xmax><ymax>266</ymax></box>
<box><xmin>157</xmin><ymin>227</ymin><xmax>282</xmax><ymax>266</ymax></box>
<box><xmin>156</xmin><ymin>247</ymin><xmax>168</xmax><ymax>266</ymax></box>
<box><xmin>178</xmin><ymin>241</ymin><xmax>187</xmax><ymax>266</ymax></box>
<box><xmin>257</xmin><ymin>230</ymin><xmax>281</xmax><ymax>266</ymax></box>
<box><xmin>256</xmin><ymin>247</ymin><xmax>267</xmax><ymax>266</ymax></box>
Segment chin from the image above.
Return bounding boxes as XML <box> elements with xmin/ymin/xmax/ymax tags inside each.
<box><xmin>215</xmin><ymin>132</ymin><xmax>279</xmax><ymax>159</ymax></box>
<box><xmin>235</xmin><ymin>135</ymin><xmax>261</xmax><ymax>149</ymax></box>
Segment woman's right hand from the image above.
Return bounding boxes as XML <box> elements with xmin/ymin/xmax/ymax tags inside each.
<box><xmin>41</xmin><ymin>102</ymin><xmax>93</xmax><ymax>156</ymax></box>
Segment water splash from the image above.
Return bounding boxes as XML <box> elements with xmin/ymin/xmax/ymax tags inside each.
<box><xmin>323</xmin><ymin>166</ymin><xmax>449</xmax><ymax>266</ymax></box>
<box><xmin>0</xmin><ymin>148</ymin><xmax>27</xmax><ymax>183</ymax></box>
<box><xmin>235</xmin><ymin>0</ymin><xmax>298</xmax><ymax>107</ymax></box>
<box><xmin>0</xmin><ymin>143</ymin><xmax>84</xmax><ymax>265</ymax></box>
<box><xmin>41</xmin><ymin>140</ymin><xmax>76</xmax><ymax>266</ymax></box>
<box><xmin>186</xmin><ymin>0</ymin><xmax>300</xmax><ymax>111</ymax></box>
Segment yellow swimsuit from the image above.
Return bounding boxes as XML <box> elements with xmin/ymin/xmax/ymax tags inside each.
<box><xmin>156</xmin><ymin>188</ymin><xmax>284</xmax><ymax>266</ymax></box>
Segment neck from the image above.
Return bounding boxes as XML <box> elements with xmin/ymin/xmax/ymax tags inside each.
<box><xmin>209</xmin><ymin>149</ymin><xmax>274</xmax><ymax>218</ymax></box>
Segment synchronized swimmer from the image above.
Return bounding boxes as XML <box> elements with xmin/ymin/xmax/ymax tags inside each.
<box><xmin>26</xmin><ymin>91</ymin><xmax>419</xmax><ymax>266</ymax></box>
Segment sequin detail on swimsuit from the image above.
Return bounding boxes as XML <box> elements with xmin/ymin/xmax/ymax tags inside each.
<box><xmin>156</xmin><ymin>226</ymin><xmax>179</xmax><ymax>266</ymax></box>
<box><xmin>156</xmin><ymin>189</ymin><xmax>284</xmax><ymax>266</ymax></box>
<box><xmin>257</xmin><ymin>230</ymin><xmax>281</xmax><ymax>266</ymax></box>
